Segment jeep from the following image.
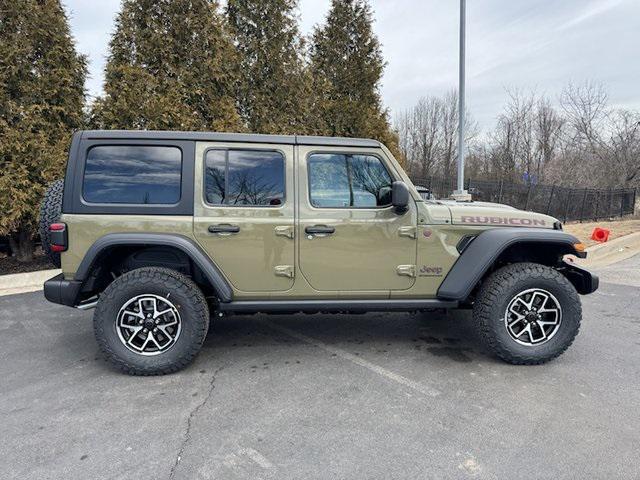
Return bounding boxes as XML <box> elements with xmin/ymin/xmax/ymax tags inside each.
<box><xmin>40</xmin><ymin>130</ymin><xmax>598</xmax><ymax>375</ymax></box>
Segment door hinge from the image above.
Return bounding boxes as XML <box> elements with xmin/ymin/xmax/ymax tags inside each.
<box><xmin>398</xmin><ymin>226</ymin><xmax>417</xmax><ymax>239</ymax></box>
<box><xmin>396</xmin><ymin>265</ymin><xmax>416</xmax><ymax>278</ymax></box>
<box><xmin>274</xmin><ymin>265</ymin><xmax>294</xmax><ymax>278</ymax></box>
<box><xmin>275</xmin><ymin>225</ymin><xmax>294</xmax><ymax>239</ymax></box>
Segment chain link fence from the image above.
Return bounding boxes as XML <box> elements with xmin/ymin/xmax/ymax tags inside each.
<box><xmin>411</xmin><ymin>176</ymin><xmax>637</xmax><ymax>223</ymax></box>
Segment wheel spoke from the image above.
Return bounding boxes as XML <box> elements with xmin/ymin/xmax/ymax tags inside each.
<box><xmin>120</xmin><ymin>322</ymin><xmax>141</xmax><ymax>331</ymax></box>
<box><xmin>508</xmin><ymin>317</ymin><xmax>523</xmax><ymax>328</ymax></box>
<box><xmin>149</xmin><ymin>297</ymin><xmax>158</xmax><ymax>316</ymax></box>
<box><xmin>154</xmin><ymin>308</ymin><xmax>173</xmax><ymax>319</ymax></box>
<box><xmin>538</xmin><ymin>305</ymin><xmax>558</xmax><ymax>314</ymax></box>
<box><xmin>158</xmin><ymin>325</ymin><xmax>175</xmax><ymax>339</ymax></box>
<box><xmin>139</xmin><ymin>332</ymin><xmax>152</xmax><ymax>350</ymax></box>
<box><xmin>147</xmin><ymin>331</ymin><xmax>162</xmax><ymax>350</ymax></box>
<box><xmin>538</xmin><ymin>293</ymin><xmax>550</xmax><ymax>309</ymax></box>
<box><xmin>530</xmin><ymin>292</ymin><xmax>548</xmax><ymax>310</ymax></box>
<box><xmin>538</xmin><ymin>318</ymin><xmax>558</xmax><ymax>327</ymax></box>
<box><xmin>530</xmin><ymin>323</ymin><xmax>546</xmax><ymax>342</ymax></box>
<box><xmin>515</xmin><ymin>297</ymin><xmax>531</xmax><ymax>310</ymax></box>
<box><xmin>538</xmin><ymin>309</ymin><xmax>560</xmax><ymax>327</ymax></box>
<box><xmin>126</xmin><ymin>326</ymin><xmax>143</xmax><ymax>345</ymax></box>
<box><xmin>123</xmin><ymin>309</ymin><xmax>144</xmax><ymax>319</ymax></box>
<box><xmin>515</xmin><ymin>324</ymin><xmax>532</xmax><ymax>339</ymax></box>
<box><xmin>137</xmin><ymin>299</ymin><xmax>148</xmax><ymax>315</ymax></box>
<box><xmin>161</xmin><ymin>317</ymin><xmax>178</xmax><ymax>327</ymax></box>
<box><xmin>508</xmin><ymin>306</ymin><xmax>525</xmax><ymax>325</ymax></box>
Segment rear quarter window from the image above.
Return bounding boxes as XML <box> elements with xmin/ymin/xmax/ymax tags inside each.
<box><xmin>83</xmin><ymin>145</ymin><xmax>182</xmax><ymax>204</ymax></box>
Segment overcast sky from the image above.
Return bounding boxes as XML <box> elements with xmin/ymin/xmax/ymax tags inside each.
<box><xmin>64</xmin><ymin>0</ymin><xmax>640</xmax><ymax>131</ymax></box>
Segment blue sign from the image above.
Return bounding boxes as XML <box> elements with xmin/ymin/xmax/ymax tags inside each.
<box><xmin>523</xmin><ymin>172</ymin><xmax>538</xmax><ymax>185</ymax></box>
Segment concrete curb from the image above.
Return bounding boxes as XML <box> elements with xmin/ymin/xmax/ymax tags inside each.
<box><xmin>579</xmin><ymin>232</ymin><xmax>640</xmax><ymax>268</ymax></box>
<box><xmin>0</xmin><ymin>269</ymin><xmax>60</xmax><ymax>297</ymax></box>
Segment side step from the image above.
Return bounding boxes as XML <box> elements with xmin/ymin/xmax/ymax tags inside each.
<box><xmin>75</xmin><ymin>295</ymin><xmax>99</xmax><ymax>310</ymax></box>
<box><xmin>218</xmin><ymin>299</ymin><xmax>458</xmax><ymax>314</ymax></box>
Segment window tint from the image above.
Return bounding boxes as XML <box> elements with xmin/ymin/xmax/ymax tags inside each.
<box><xmin>306</xmin><ymin>154</ymin><xmax>351</xmax><ymax>207</ymax></box>
<box><xmin>83</xmin><ymin>146</ymin><xmax>182</xmax><ymax>204</ymax></box>
<box><xmin>204</xmin><ymin>150</ymin><xmax>285</xmax><ymax>206</ymax></box>
<box><xmin>308</xmin><ymin>153</ymin><xmax>393</xmax><ymax>208</ymax></box>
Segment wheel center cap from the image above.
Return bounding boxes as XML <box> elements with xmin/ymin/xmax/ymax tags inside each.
<box><xmin>144</xmin><ymin>318</ymin><xmax>155</xmax><ymax>330</ymax></box>
<box><xmin>526</xmin><ymin>312</ymin><xmax>538</xmax><ymax>322</ymax></box>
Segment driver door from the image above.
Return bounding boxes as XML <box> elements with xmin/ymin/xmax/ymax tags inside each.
<box><xmin>297</xmin><ymin>146</ymin><xmax>417</xmax><ymax>293</ymax></box>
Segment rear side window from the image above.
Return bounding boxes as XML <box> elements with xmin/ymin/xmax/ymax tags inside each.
<box><xmin>83</xmin><ymin>145</ymin><xmax>182</xmax><ymax>204</ymax></box>
<box><xmin>204</xmin><ymin>149</ymin><xmax>285</xmax><ymax>206</ymax></box>
<box><xmin>308</xmin><ymin>153</ymin><xmax>393</xmax><ymax>208</ymax></box>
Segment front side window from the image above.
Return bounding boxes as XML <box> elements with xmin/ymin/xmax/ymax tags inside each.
<box><xmin>204</xmin><ymin>149</ymin><xmax>285</xmax><ymax>206</ymax></box>
<box><xmin>308</xmin><ymin>153</ymin><xmax>393</xmax><ymax>208</ymax></box>
<box><xmin>83</xmin><ymin>145</ymin><xmax>182</xmax><ymax>204</ymax></box>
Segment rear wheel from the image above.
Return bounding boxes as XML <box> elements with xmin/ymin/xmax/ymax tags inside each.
<box><xmin>94</xmin><ymin>267</ymin><xmax>210</xmax><ymax>375</ymax></box>
<box><xmin>473</xmin><ymin>262</ymin><xmax>581</xmax><ymax>365</ymax></box>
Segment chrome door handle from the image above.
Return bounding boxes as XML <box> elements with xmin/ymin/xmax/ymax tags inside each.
<box><xmin>208</xmin><ymin>224</ymin><xmax>240</xmax><ymax>234</ymax></box>
<box><xmin>305</xmin><ymin>225</ymin><xmax>335</xmax><ymax>235</ymax></box>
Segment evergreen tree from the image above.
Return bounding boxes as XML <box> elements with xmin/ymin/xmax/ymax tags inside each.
<box><xmin>310</xmin><ymin>0</ymin><xmax>400</xmax><ymax>156</ymax></box>
<box><xmin>0</xmin><ymin>0</ymin><xmax>86</xmax><ymax>261</ymax></box>
<box><xmin>91</xmin><ymin>0</ymin><xmax>241</xmax><ymax>131</ymax></box>
<box><xmin>227</xmin><ymin>0</ymin><xmax>313</xmax><ymax>134</ymax></box>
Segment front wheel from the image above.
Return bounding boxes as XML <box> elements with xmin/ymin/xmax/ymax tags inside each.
<box><xmin>473</xmin><ymin>263</ymin><xmax>581</xmax><ymax>365</ymax></box>
<box><xmin>94</xmin><ymin>267</ymin><xmax>210</xmax><ymax>375</ymax></box>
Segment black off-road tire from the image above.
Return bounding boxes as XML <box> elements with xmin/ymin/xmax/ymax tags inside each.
<box><xmin>38</xmin><ymin>179</ymin><xmax>64</xmax><ymax>267</ymax></box>
<box><xmin>94</xmin><ymin>267</ymin><xmax>210</xmax><ymax>375</ymax></box>
<box><xmin>473</xmin><ymin>262</ymin><xmax>581</xmax><ymax>365</ymax></box>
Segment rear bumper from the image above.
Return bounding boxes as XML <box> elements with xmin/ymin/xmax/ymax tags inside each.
<box><xmin>561</xmin><ymin>260</ymin><xmax>599</xmax><ymax>295</ymax></box>
<box><xmin>43</xmin><ymin>273</ymin><xmax>82</xmax><ymax>307</ymax></box>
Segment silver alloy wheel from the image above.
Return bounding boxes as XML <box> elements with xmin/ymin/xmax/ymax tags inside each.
<box><xmin>116</xmin><ymin>294</ymin><xmax>181</xmax><ymax>356</ymax></box>
<box><xmin>504</xmin><ymin>288</ymin><xmax>562</xmax><ymax>346</ymax></box>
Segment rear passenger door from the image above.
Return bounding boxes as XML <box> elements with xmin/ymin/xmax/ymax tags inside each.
<box><xmin>193</xmin><ymin>142</ymin><xmax>295</xmax><ymax>293</ymax></box>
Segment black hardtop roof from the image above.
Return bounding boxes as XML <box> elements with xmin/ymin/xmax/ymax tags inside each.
<box><xmin>79</xmin><ymin>130</ymin><xmax>381</xmax><ymax>148</ymax></box>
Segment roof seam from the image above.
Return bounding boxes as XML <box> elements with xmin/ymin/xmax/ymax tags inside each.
<box><xmin>79</xmin><ymin>130</ymin><xmax>380</xmax><ymax>148</ymax></box>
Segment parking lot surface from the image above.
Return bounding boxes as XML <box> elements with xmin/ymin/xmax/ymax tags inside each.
<box><xmin>1</xmin><ymin>259</ymin><xmax>639</xmax><ymax>479</ymax></box>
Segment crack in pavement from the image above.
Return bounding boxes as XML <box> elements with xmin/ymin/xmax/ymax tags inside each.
<box><xmin>168</xmin><ymin>365</ymin><xmax>224</xmax><ymax>480</ymax></box>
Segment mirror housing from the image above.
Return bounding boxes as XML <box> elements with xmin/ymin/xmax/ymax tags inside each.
<box><xmin>392</xmin><ymin>181</ymin><xmax>410</xmax><ymax>214</ymax></box>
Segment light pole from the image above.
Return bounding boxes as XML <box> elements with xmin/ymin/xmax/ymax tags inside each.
<box><xmin>453</xmin><ymin>0</ymin><xmax>471</xmax><ymax>201</ymax></box>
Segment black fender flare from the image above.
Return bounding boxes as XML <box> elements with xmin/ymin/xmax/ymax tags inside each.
<box><xmin>75</xmin><ymin>233</ymin><xmax>233</xmax><ymax>302</ymax></box>
<box><xmin>437</xmin><ymin>228</ymin><xmax>587</xmax><ymax>301</ymax></box>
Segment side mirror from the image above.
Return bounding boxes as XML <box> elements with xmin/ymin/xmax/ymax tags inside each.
<box><xmin>392</xmin><ymin>181</ymin><xmax>410</xmax><ymax>214</ymax></box>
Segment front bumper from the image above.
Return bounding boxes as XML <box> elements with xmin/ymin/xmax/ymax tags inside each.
<box><xmin>43</xmin><ymin>273</ymin><xmax>82</xmax><ymax>307</ymax></box>
<box><xmin>561</xmin><ymin>260</ymin><xmax>599</xmax><ymax>295</ymax></box>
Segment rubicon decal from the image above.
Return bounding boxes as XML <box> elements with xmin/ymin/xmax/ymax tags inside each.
<box><xmin>461</xmin><ymin>216</ymin><xmax>546</xmax><ymax>227</ymax></box>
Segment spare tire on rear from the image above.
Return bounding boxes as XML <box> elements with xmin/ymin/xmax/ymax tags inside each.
<box><xmin>39</xmin><ymin>179</ymin><xmax>64</xmax><ymax>268</ymax></box>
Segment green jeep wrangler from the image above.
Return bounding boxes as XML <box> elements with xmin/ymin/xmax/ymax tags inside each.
<box><xmin>41</xmin><ymin>130</ymin><xmax>598</xmax><ymax>375</ymax></box>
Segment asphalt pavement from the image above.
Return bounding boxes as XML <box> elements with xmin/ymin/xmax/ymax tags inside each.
<box><xmin>595</xmin><ymin>248</ymin><xmax>640</xmax><ymax>287</ymax></box>
<box><xmin>1</xmin><ymin>257</ymin><xmax>639</xmax><ymax>480</ymax></box>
